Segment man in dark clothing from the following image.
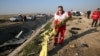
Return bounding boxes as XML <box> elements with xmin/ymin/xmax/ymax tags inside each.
<box><xmin>87</xmin><ymin>10</ymin><xmax>91</xmax><ymax>19</ymax></box>
<box><xmin>23</xmin><ymin>15</ymin><xmax>27</xmax><ymax>22</ymax></box>
<box><xmin>19</xmin><ymin>14</ymin><xmax>24</xmax><ymax>22</ymax></box>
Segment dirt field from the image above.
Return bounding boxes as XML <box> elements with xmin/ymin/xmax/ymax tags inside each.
<box><xmin>48</xmin><ymin>16</ymin><xmax>100</xmax><ymax>56</ymax></box>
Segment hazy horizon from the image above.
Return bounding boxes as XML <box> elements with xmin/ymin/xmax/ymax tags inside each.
<box><xmin>0</xmin><ymin>0</ymin><xmax>100</xmax><ymax>15</ymax></box>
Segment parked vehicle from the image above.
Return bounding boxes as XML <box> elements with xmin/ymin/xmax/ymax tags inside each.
<box><xmin>10</xmin><ymin>15</ymin><xmax>36</xmax><ymax>22</ymax></box>
<box><xmin>9</xmin><ymin>16</ymin><xmax>21</xmax><ymax>22</ymax></box>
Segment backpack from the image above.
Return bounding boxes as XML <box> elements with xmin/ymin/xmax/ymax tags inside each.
<box><xmin>91</xmin><ymin>10</ymin><xmax>100</xmax><ymax>20</ymax></box>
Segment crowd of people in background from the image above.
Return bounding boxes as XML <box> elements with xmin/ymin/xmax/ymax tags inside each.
<box><xmin>18</xmin><ymin>14</ymin><xmax>30</xmax><ymax>22</ymax></box>
<box><xmin>9</xmin><ymin>14</ymin><xmax>37</xmax><ymax>22</ymax></box>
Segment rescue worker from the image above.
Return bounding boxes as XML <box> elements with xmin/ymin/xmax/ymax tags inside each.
<box><xmin>90</xmin><ymin>8</ymin><xmax>100</xmax><ymax>27</ymax></box>
<box><xmin>53</xmin><ymin>6</ymin><xmax>71</xmax><ymax>46</ymax></box>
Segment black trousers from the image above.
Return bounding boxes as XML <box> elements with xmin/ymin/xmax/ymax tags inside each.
<box><xmin>92</xmin><ymin>20</ymin><xmax>98</xmax><ymax>27</ymax></box>
<box><xmin>87</xmin><ymin>14</ymin><xmax>90</xmax><ymax>19</ymax></box>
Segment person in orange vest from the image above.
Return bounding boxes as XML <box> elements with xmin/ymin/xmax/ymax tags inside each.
<box><xmin>53</xmin><ymin>6</ymin><xmax>71</xmax><ymax>46</ymax></box>
<box><xmin>90</xmin><ymin>8</ymin><xmax>100</xmax><ymax>27</ymax></box>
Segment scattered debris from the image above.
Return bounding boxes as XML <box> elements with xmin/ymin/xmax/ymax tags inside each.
<box><xmin>80</xmin><ymin>43</ymin><xmax>88</xmax><ymax>48</ymax></box>
<box><xmin>69</xmin><ymin>44</ymin><xmax>76</xmax><ymax>48</ymax></box>
<box><xmin>15</xmin><ymin>30</ymin><xmax>23</xmax><ymax>38</ymax></box>
<box><xmin>69</xmin><ymin>30</ymin><xmax>78</xmax><ymax>35</ymax></box>
<box><xmin>71</xmin><ymin>27</ymin><xmax>81</xmax><ymax>30</ymax></box>
<box><xmin>75</xmin><ymin>52</ymin><xmax>79</xmax><ymax>56</ymax></box>
<box><xmin>78</xmin><ymin>18</ymin><xmax>82</xmax><ymax>20</ymax></box>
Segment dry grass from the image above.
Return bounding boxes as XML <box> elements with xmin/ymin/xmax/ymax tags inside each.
<box><xmin>18</xmin><ymin>21</ymin><xmax>52</xmax><ymax>56</ymax></box>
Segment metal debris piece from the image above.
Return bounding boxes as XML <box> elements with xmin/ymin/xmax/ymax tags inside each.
<box><xmin>80</xmin><ymin>43</ymin><xmax>88</xmax><ymax>48</ymax></box>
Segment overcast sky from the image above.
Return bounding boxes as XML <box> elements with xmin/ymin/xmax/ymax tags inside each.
<box><xmin>0</xmin><ymin>0</ymin><xmax>100</xmax><ymax>15</ymax></box>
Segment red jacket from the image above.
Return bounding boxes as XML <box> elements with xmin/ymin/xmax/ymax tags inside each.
<box><xmin>91</xmin><ymin>10</ymin><xmax>100</xmax><ymax>20</ymax></box>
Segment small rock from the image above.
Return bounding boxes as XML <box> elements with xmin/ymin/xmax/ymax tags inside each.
<box><xmin>75</xmin><ymin>53</ymin><xmax>79</xmax><ymax>56</ymax></box>
<box><xmin>69</xmin><ymin>44</ymin><xmax>76</xmax><ymax>48</ymax></box>
<box><xmin>79</xmin><ymin>18</ymin><xmax>82</xmax><ymax>20</ymax></box>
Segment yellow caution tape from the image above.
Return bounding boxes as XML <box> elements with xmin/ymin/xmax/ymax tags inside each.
<box><xmin>39</xmin><ymin>35</ymin><xmax>49</xmax><ymax>56</ymax></box>
<box><xmin>39</xmin><ymin>28</ymin><xmax>56</xmax><ymax>56</ymax></box>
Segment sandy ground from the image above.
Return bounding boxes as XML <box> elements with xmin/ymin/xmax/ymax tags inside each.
<box><xmin>48</xmin><ymin>16</ymin><xmax>100</xmax><ymax>56</ymax></box>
